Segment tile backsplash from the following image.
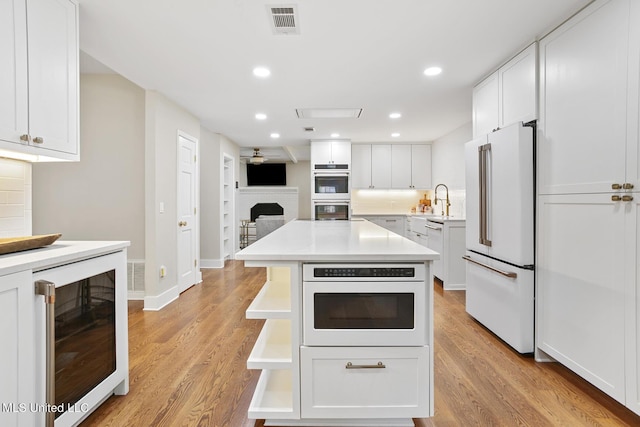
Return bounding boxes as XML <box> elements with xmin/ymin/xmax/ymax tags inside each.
<box><xmin>0</xmin><ymin>158</ymin><xmax>32</xmax><ymax>236</ymax></box>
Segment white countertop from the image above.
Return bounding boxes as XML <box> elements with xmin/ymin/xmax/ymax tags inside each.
<box><xmin>236</xmin><ymin>219</ymin><xmax>439</xmax><ymax>262</ymax></box>
<box><xmin>0</xmin><ymin>240</ymin><xmax>130</xmax><ymax>276</ymax></box>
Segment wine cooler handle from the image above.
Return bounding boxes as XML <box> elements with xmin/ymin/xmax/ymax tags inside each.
<box><xmin>35</xmin><ymin>280</ymin><xmax>56</xmax><ymax>427</ymax></box>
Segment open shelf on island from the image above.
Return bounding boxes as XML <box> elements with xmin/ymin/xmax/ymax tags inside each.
<box><xmin>246</xmin><ymin>280</ymin><xmax>291</xmax><ymax>319</ymax></box>
<box><xmin>249</xmin><ymin>369</ymin><xmax>294</xmax><ymax>420</ymax></box>
<box><xmin>248</xmin><ymin>319</ymin><xmax>292</xmax><ymax>369</ymax></box>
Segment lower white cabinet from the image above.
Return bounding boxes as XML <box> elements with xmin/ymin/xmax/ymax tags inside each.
<box><xmin>0</xmin><ymin>270</ymin><xmax>36</xmax><ymax>427</ymax></box>
<box><xmin>354</xmin><ymin>215</ymin><xmax>405</xmax><ymax>235</ymax></box>
<box><xmin>537</xmin><ymin>193</ymin><xmax>636</xmax><ymax>409</ymax></box>
<box><xmin>300</xmin><ymin>346</ymin><xmax>430</xmax><ymax>419</ymax></box>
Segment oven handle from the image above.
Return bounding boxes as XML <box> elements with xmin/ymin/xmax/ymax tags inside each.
<box><xmin>35</xmin><ymin>280</ymin><xmax>56</xmax><ymax>427</ymax></box>
<box><xmin>462</xmin><ymin>255</ymin><xmax>517</xmax><ymax>279</ymax></box>
<box><xmin>346</xmin><ymin>361</ymin><xmax>386</xmax><ymax>369</ymax></box>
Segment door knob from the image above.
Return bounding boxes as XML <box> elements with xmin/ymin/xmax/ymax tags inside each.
<box><xmin>178</xmin><ymin>221</ymin><xmax>187</xmax><ymax>227</ymax></box>
<box><xmin>32</xmin><ymin>136</ymin><xmax>44</xmax><ymax>144</ymax></box>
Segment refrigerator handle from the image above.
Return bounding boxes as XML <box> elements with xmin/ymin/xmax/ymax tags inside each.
<box><xmin>478</xmin><ymin>143</ymin><xmax>492</xmax><ymax>247</ymax></box>
<box><xmin>462</xmin><ymin>255</ymin><xmax>516</xmax><ymax>278</ymax></box>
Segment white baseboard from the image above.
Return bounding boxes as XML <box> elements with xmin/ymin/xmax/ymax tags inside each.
<box><xmin>443</xmin><ymin>283</ymin><xmax>466</xmax><ymax>290</ymax></box>
<box><xmin>127</xmin><ymin>290</ymin><xmax>145</xmax><ymax>300</ymax></box>
<box><xmin>143</xmin><ymin>285</ymin><xmax>179</xmax><ymax>311</ymax></box>
<box><xmin>200</xmin><ymin>258</ymin><xmax>224</xmax><ymax>269</ymax></box>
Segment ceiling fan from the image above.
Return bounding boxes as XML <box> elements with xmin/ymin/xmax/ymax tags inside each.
<box><xmin>247</xmin><ymin>148</ymin><xmax>267</xmax><ymax>164</ymax></box>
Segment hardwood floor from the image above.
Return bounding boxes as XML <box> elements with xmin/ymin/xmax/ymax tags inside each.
<box><xmin>82</xmin><ymin>261</ymin><xmax>640</xmax><ymax>427</ymax></box>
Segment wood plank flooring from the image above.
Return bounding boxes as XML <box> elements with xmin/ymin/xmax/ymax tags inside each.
<box><xmin>81</xmin><ymin>261</ymin><xmax>640</xmax><ymax>427</ymax></box>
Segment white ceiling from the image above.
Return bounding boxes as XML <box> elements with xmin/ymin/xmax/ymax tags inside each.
<box><xmin>77</xmin><ymin>0</ymin><xmax>591</xmax><ymax>161</ymax></box>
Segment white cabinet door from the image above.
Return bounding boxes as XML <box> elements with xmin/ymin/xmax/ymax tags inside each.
<box><xmin>0</xmin><ymin>270</ymin><xmax>36</xmax><ymax>427</ymax></box>
<box><xmin>500</xmin><ymin>43</ymin><xmax>537</xmax><ymax>126</ymax></box>
<box><xmin>301</xmin><ymin>346</ymin><xmax>429</xmax><ymax>419</ymax></box>
<box><xmin>371</xmin><ymin>144</ymin><xmax>391</xmax><ymax>189</ymax></box>
<box><xmin>0</xmin><ymin>0</ymin><xmax>28</xmax><ymax>146</ymax></box>
<box><xmin>351</xmin><ymin>144</ymin><xmax>371</xmax><ymax>189</ymax></box>
<box><xmin>537</xmin><ymin>193</ymin><xmax>626</xmax><ymax>403</ymax></box>
<box><xmin>411</xmin><ymin>144</ymin><xmax>432</xmax><ymax>189</ymax></box>
<box><xmin>331</xmin><ymin>140</ymin><xmax>351</xmax><ymax>165</ymax></box>
<box><xmin>472</xmin><ymin>72</ymin><xmax>499</xmax><ymax>138</ymax></box>
<box><xmin>311</xmin><ymin>141</ymin><xmax>333</xmax><ymax>166</ymax></box>
<box><xmin>625</xmin><ymin>194</ymin><xmax>640</xmax><ymax>415</ymax></box>
<box><xmin>311</xmin><ymin>140</ymin><xmax>351</xmax><ymax>165</ymax></box>
<box><xmin>391</xmin><ymin>144</ymin><xmax>412</xmax><ymax>188</ymax></box>
<box><xmin>538</xmin><ymin>0</ymin><xmax>629</xmax><ymax>194</ymax></box>
<box><xmin>27</xmin><ymin>0</ymin><xmax>78</xmax><ymax>157</ymax></box>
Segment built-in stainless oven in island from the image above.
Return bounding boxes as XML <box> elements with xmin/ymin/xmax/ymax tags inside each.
<box><xmin>302</xmin><ymin>264</ymin><xmax>427</xmax><ymax>346</ymax></box>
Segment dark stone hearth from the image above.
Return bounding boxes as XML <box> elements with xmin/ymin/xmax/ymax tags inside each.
<box><xmin>250</xmin><ymin>203</ymin><xmax>284</xmax><ymax>222</ymax></box>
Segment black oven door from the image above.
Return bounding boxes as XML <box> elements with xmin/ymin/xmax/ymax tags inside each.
<box><xmin>313</xmin><ymin>202</ymin><xmax>350</xmax><ymax>220</ymax></box>
<box><xmin>313</xmin><ymin>292</ymin><xmax>414</xmax><ymax>329</ymax></box>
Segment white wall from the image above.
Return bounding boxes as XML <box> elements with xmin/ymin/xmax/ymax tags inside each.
<box><xmin>32</xmin><ymin>74</ymin><xmax>145</xmax><ymax>256</ymax></box>
<box><xmin>200</xmin><ymin>129</ymin><xmax>240</xmax><ymax>267</ymax></box>
<box><xmin>0</xmin><ymin>158</ymin><xmax>31</xmax><ymax>236</ymax></box>
<box><xmin>431</xmin><ymin>121</ymin><xmax>472</xmax><ymax>217</ymax></box>
<box><xmin>144</xmin><ymin>90</ymin><xmax>200</xmax><ymax>310</ymax></box>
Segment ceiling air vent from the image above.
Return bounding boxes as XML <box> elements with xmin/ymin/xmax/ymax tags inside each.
<box><xmin>267</xmin><ymin>5</ymin><xmax>299</xmax><ymax>35</ymax></box>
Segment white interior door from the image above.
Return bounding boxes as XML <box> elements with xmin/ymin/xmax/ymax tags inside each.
<box><xmin>178</xmin><ymin>134</ymin><xmax>197</xmax><ymax>293</ymax></box>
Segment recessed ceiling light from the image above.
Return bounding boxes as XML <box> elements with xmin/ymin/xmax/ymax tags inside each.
<box><xmin>255</xmin><ymin>113</ymin><xmax>267</xmax><ymax>120</ymax></box>
<box><xmin>389</xmin><ymin>112</ymin><xmax>402</xmax><ymax>119</ymax></box>
<box><xmin>253</xmin><ymin>67</ymin><xmax>271</xmax><ymax>78</ymax></box>
<box><xmin>270</xmin><ymin>133</ymin><xmax>280</xmax><ymax>138</ymax></box>
<box><xmin>424</xmin><ymin>66</ymin><xmax>442</xmax><ymax>76</ymax></box>
<box><xmin>331</xmin><ymin>133</ymin><xmax>340</xmax><ymax>138</ymax></box>
<box><xmin>391</xmin><ymin>133</ymin><xmax>400</xmax><ymax>138</ymax></box>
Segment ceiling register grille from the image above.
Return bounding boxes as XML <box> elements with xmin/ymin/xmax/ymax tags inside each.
<box><xmin>269</xmin><ymin>5</ymin><xmax>299</xmax><ymax>34</ymax></box>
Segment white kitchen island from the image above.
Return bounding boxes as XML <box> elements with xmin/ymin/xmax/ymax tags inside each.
<box><xmin>236</xmin><ymin>219</ymin><xmax>438</xmax><ymax>426</ymax></box>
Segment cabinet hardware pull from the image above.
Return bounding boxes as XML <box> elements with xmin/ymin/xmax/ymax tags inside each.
<box><xmin>20</xmin><ymin>134</ymin><xmax>30</xmax><ymax>142</ymax></box>
<box><xmin>612</xmin><ymin>183</ymin><xmax>622</xmax><ymax>190</ymax></box>
<box><xmin>622</xmin><ymin>183</ymin><xmax>635</xmax><ymax>190</ymax></box>
<box><xmin>462</xmin><ymin>255</ymin><xmax>517</xmax><ymax>278</ymax></box>
<box><xmin>611</xmin><ymin>195</ymin><xmax>622</xmax><ymax>202</ymax></box>
<box><xmin>622</xmin><ymin>195</ymin><xmax>634</xmax><ymax>202</ymax></box>
<box><xmin>33</xmin><ymin>136</ymin><xmax>44</xmax><ymax>144</ymax></box>
<box><xmin>179</xmin><ymin>221</ymin><xmax>187</xmax><ymax>226</ymax></box>
<box><xmin>425</xmin><ymin>224</ymin><xmax>441</xmax><ymax>230</ymax></box>
<box><xmin>346</xmin><ymin>361</ymin><xmax>386</xmax><ymax>369</ymax></box>
<box><xmin>35</xmin><ymin>280</ymin><xmax>56</xmax><ymax>427</ymax></box>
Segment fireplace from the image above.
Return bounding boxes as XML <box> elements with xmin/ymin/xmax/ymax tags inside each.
<box><xmin>250</xmin><ymin>203</ymin><xmax>284</xmax><ymax>222</ymax></box>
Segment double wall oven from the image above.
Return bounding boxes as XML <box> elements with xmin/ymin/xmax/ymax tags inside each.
<box><xmin>311</xmin><ymin>164</ymin><xmax>351</xmax><ymax>220</ymax></box>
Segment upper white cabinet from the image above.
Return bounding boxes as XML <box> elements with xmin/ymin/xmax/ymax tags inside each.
<box><xmin>472</xmin><ymin>43</ymin><xmax>537</xmax><ymax>138</ymax></box>
<box><xmin>391</xmin><ymin>145</ymin><xmax>432</xmax><ymax>189</ymax></box>
<box><xmin>311</xmin><ymin>140</ymin><xmax>351</xmax><ymax>166</ymax></box>
<box><xmin>472</xmin><ymin>73</ymin><xmax>499</xmax><ymax>138</ymax></box>
<box><xmin>538</xmin><ymin>0</ymin><xmax>633</xmax><ymax>195</ymax></box>
<box><xmin>352</xmin><ymin>144</ymin><xmax>431</xmax><ymax>190</ymax></box>
<box><xmin>352</xmin><ymin>144</ymin><xmax>392</xmax><ymax>189</ymax></box>
<box><xmin>0</xmin><ymin>0</ymin><xmax>79</xmax><ymax>161</ymax></box>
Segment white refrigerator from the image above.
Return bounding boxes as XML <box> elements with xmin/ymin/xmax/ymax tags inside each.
<box><xmin>464</xmin><ymin>122</ymin><xmax>535</xmax><ymax>353</ymax></box>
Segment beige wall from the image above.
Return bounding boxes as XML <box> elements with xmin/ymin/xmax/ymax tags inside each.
<box><xmin>144</xmin><ymin>90</ymin><xmax>200</xmax><ymax>308</ymax></box>
<box><xmin>32</xmin><ymin>74</ymin><xmax>145</xmax><ymax>257</ymax></box>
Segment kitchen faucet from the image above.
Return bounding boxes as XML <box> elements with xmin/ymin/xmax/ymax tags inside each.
<box><xmin>433</xmin><ymin>183</ymin><xmax>451</xmax><ymax>217</ymax></box>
